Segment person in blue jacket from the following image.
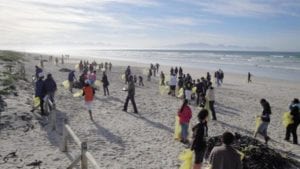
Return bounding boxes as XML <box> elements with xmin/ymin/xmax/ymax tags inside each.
<box><xmin>44</xmin><ymin>73</ymin><xmax>57</xmax><ymax>106</ymax></box>
<box><xmin>35</xmin><ymin>72</ymin><xmax>46</xmax><ymax>115</ymax></box>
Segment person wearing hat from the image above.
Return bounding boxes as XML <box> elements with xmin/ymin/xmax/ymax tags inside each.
<box><xmin>34</xmin><ymin>72</ymin><xmax>46</xmax><ymax>115</ymax></box>
<box><xmin>123</xmin><ymin>75</ymin><xmax>138</xmax><ymax>114</ymax></box>
<box><xmin>44</xmin><ymin>73</ymin><xmax>57</xmax><ymax>108</ymax></box>
<box><xmin>83</xmin><ymin>80</ymin><xmax>95</xmax><ymax>120</ymax></box>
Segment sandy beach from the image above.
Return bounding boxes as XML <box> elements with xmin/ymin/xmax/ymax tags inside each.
<box><xmin>1</xmin><ymin>52</ymin><xmax>300</xmax><ymax>169</ymax></box>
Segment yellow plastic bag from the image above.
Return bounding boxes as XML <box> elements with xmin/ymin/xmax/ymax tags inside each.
<box><xmin>121</xmin><ymin>74</ymin><xmax>125</xmax><ymax>80</ymax></box>
<box><xmin>282</xmin><ymin>112</ymin><xmax>294</xmax><ymax>128</ymax></box>
<box><xmin>174</xmin><ymin>116</ymin><xmax>182</xmax><ymax>140</ymax></box>
<box><xmin>192</xmin><ymin>87</ymin><xmax>197</xmax><ymax>94</ymax></box>
<box><xmin>73</xmin><ymin>90</ymin><xmax>83</xmax><ymax>97</ymax></box>
<box><xmin>62</xmin><ymin>80</ymin><xmax>70</xmax><ymax>89</ymax></box>
<box><xmin>33</xmin><ymin>96</ymin><xmax>40</xmax><ymax>107</ymax></box>
<box><xmin>178</xmin><ymin>149</ymin><xmax>193</xmax><ymax>169</ymax></box>
<box><xmin>95</xmin><ymin>80</ymin><xmax>102</xmax><ymax>87</ymax></box>
<box><xmin>142</xmin><ymin>68</ymin><xmax>148</xmax><ymax>75</ymax></box>
<box><xmin>177</xmin><ymin>88</ymin><xmax>184</xmax><ymax>98</ymax></box>
<box><xmin>75</xmin><ymin>64</ymin><xmax>79</xmax><ymax>69</ymax></box>
<box><xmin>255</xmin><ymin>116</ymin><xmax>262</xmax><ymax>132</ymax></box>
<box><xmin>159</xmin><ymin>85</ymin><xmax>169</xmax><ymax>95</ymax></box>
<box><xmin>236</xmin><ymin>150</ymin><xmax>245</xmax><ymax>160</ymax></box>
<box><xmin>164</xmin><ymin>75</ymin><xmax>170</xmax><ymax>85</ymax></box>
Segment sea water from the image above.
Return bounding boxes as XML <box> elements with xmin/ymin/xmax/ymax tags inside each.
<box><xmin>66</xmin><ymin>50</ymin><xmax>300</xmax><ymax>82</ymax></box>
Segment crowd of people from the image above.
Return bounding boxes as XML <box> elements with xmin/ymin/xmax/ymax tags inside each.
<box><xmin>31</xmin><ymin>56</ymin><xmax>300</xmax><ymax>169</ymax></box>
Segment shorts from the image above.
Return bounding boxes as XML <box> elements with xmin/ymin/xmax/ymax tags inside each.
<box><xmin>170</xmin><ymin>85</ymin><xmax>176</xmax><ymax>90</ymax></box>
<box><xmin>194</xmin><ymin>149</ymin><xmax>205</xmax><ymax>164</ymax></box>
<box><xmin>85</xmin><ymin>101</ymin><xmax>93</xmax><ymax>111</ymax></box>
<box><xmin>257</xmin><ymin>122</ymin><xmax>269</xmax><ymax>136</ymax></box>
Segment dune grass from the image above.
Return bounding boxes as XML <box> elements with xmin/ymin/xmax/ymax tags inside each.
<box><xmin>0</xmin><ymin>50</ymin><xmax>23</xmax><ymax>62</ymax></box>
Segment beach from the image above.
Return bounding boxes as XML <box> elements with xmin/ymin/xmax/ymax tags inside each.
<box><xmin>0</xmin><ymin>51</ymin><xmax>300</xmax><ymax>169</ymax></box>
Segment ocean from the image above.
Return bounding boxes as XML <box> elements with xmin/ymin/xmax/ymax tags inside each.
<box><xmin>65</xmin><ymin>50</ymin><xmax>300</xmax><ymax>82</ymax></box>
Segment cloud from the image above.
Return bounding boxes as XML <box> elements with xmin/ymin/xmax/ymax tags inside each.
<box><xmin>185</xmin><ymin>0</ymin><xmax>300</xmax><ymax>17</ymax></box>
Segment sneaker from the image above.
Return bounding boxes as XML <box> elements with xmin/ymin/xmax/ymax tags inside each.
<box><xmin>134</xmin><ymin>111</ymin><xmax>138</xmax><ymax>114</ymax></box>
<box><xmin>122</xmin><ymin>109</ymin><xmax>127</xmax><ymax>112</ymax></box>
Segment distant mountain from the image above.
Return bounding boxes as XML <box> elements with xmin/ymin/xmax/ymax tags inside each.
<box><xmin>165</xmin><ymin>42</ymin><xmax>270</xmax><ymax>51</ymax></box>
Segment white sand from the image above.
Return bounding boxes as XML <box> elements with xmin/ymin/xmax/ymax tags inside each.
<box><xmin>0</xmin><ymin>53</ymin><xmax>299</xmax><ymax>169</ymax></box>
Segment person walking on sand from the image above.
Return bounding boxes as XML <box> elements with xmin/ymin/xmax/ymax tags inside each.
<box><xmin>248</xmin><ymin>72</ymin><xmax>252</xmax><ymax>83</ymax></box>
<box><xmin>123</xmin><ymin>76</ymin><xmax>138</xmax><ymax>114</ymax></box>
<box><xmin>185</xmin><ymin>79</ymin><xmax>193</xmax><ymax>102</ymax></box>
<box><xmin>191</xmin><ymin>109</ymin><xmax>209</xmax><ymax>169</ymax></box>
<box><xmin>125</xmin><ymin>66</ymin><xmax>131</xmax><ymax>84</ymax></box>
<box><xmin>83</xmin><ymin>81</ymin><xmax>95</xmax><ymax>120</ymax></box>
<box><xmin>147</xmin><ymin>68</ymin><xmax>152</xmax><ymax>81</ymax></box>
<box><xmin>169</xmin><ymin>73</ymin><xmax>177</xmax><ymax>96</ymax></box>
<box><xmin>209</xmin><ymin>132</ymin><xmax>242</xmax><ymax>169</ymax></box>
<box><xmin>207</xmin><ymin>82</ymin><xmax>217</xmax><ymax>120</ymax></box>
<box><xmin>178</xmin><ymin>99</ymin><xmax>192</xmax><ymax>144</ymax></box>
<box><xmin>285</xmin><ymin>101</ymin><xmax>300</xmax><ymax>144</ymax></box>
<box><xmin>138</xmin><ymin>76</ymin><xmax>144</xmax><ymax>86</ymax></box>
<box><xmin>33</xmin><ymin>72</ymin><xmax>46</xmax><ymax>116</ymax></box>
<box><xmin>102</xmin><ymin>71</ymin><xmax>110</xmax><ymax>96</ymax></box>
<box><xmin>254</xmin><ymin>99</ymin><xmax>271</xmax><ymax>144</ymax></box>
<box><xmin>55</xmin><ymin>57</ymin><xmax>59</xmax><ymax>66</ymax></box>
<box><xmin>44</xmin><ymin>73</ymin><xmax>57</xmax><ymax>108</ymax></box>
<box><xmin>160</xmin><ymin>71</ymin><xmax>165</xmax><ymax>86</ymax></box>
<box><xmin>109</xmin><ymin>62</ymin><xmax>112</xmax><ymax>71</ymax></box>
<box><xmin>68</xmin><ymin>70</ymin><xmax>77</xmax><ymax>93</ymax></box>
<box><xmin>35</xmin><ymin>66</ymin><xmax>43</xmax><ymax>79</ymax></box>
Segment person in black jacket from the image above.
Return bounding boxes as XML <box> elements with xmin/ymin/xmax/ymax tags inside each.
<box><xmin>196</xmin><ymin>79</ymin><xmax>205</xmax><ymax>106</ymax></box>
<box><xmin>191</xmin><ymin>109</ymin><xmax>209</xmax><ymax>169</ymax></box>
<box><xmin>285</xmin><ymin>106</ymin><xmax>300</xmax><ymax>144</ymax></box>
<box><xmin>102</xmin><ymin>72</ymin><xmax>109</xmax><ymax>96</ymax></box>
<box><xmin>123</xmin><ymin>76</ymin><xmax>138</xmax><ymax>114</ymax></box>
<box><xmin>254</xmin><ymin>99</ymin><xmax>271</xmax><ymax>144</ymax></box>
<box><xmin>44</xmin><ymin>73</ymin><xmax>57</xmax><ymax>105</ymax></box>
<box><xmin>34</xmin><ymin>73</ymin><xmax>46</xmax><ymax>115</ymax></box>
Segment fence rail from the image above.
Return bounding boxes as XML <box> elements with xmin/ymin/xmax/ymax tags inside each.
<box><xmin>60</xmin><ymin>119</ymin><xmax>101</xmax><ymax>169</ymax></box>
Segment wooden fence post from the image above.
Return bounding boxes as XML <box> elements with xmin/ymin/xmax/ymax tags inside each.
<box><xmin>81</xmin><ymin>142</ymin><xmax>88</xmax><ymax>169</ymax></box>
<box><xmin>60</xmin><ymin>119</ymin><xmax>68</xmax><ymax>152</ymax></box>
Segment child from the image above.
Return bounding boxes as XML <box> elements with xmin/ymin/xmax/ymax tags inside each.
<box><xmin>83</xmin><ymin>81</ymin><xmax>95</xmax><ymax>120</ymax></box>
<box><xmin>138</xmin><ymin>76</ymin><xmax>144</xmax><ymax>86</ymax></box>
<box><xmin>191</xmin><ymin>109</ymin><xmax>209</xmax><ymax>169</ymax></box>
<box><xmin>178</xmin><ymin>99</ymin><xmax>192</xmax><ymax>144</ymax></box>
<box><xmin>254</xmin><ymin>99</ymin><xmax>271</xmax><ymax>144</ymax></box>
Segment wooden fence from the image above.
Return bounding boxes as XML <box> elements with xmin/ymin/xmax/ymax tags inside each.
<box><xmin>60</xmin><ymin>119</ymin><xmax>101</xmax><ymax>169</ymax></box>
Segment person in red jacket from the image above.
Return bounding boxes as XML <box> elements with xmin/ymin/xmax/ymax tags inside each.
<box><xmin>83</xmin><ymin>81</ymin><xmax>95</xmax><ymax>120</ymax></box>
<box><xmin>178</xmin><ymin>99</ymin><xmax>192</xmax><ymax>144</ymax></box>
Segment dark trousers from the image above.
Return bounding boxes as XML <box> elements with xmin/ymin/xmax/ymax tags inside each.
<box><xmin>209</xmin><ymin>101</ymin><xmax>217</xmax><ymax>120</ymax></box>
<box><xmin>123</xmin><ymin>95</ymin><xmax>138</xmax><ymax>113</ymax></box>
<box><xmin>39</xmin><ymin>96</ymin><xmax>44</xmax><ymax>115</ymax></box>
<box><xmin>103</xmin><ymin>85</ymin><xmax>109</xmax><ymax>96</ymax></box>
<box><xmin>285</xmin><ymin>123</ymin><xmax>299</xmax><ymax>144</ymax></box>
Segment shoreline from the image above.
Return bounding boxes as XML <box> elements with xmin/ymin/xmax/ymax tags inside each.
<box><xmin>12</xmin><ymin>50</ymin><xmax>300</xmax><ymax>84</ymax></box>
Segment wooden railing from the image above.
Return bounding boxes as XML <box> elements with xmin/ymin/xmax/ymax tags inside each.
<box><xmin>60</xmin><ymin>119</ymin><xmax>101</xmax><ymax>169</ymax></box>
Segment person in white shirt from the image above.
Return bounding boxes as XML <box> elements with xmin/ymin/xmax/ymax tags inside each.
<box><xmin>207</xmin><ymin>82</ymin><xmax>217</xmax><ymax>120</ymax></box>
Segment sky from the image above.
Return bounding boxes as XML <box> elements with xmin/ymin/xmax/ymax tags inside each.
<box><xmin>0</xmin><ymin>0</ymin><xmax>300</xmax><ymax>51</ymax></box>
